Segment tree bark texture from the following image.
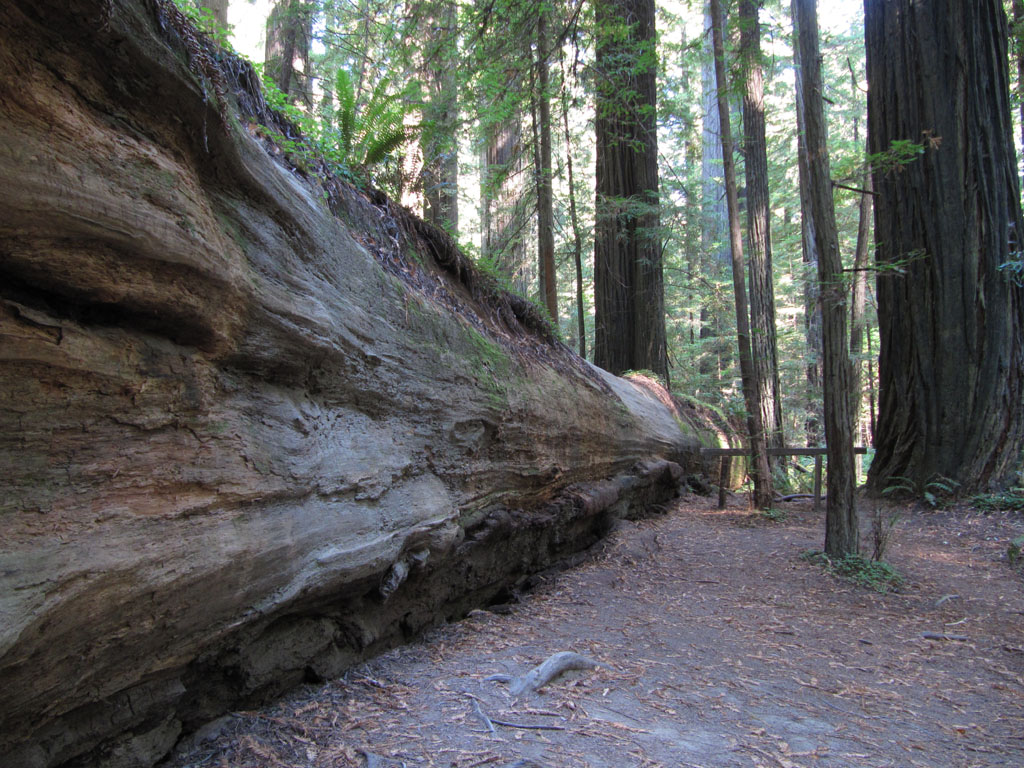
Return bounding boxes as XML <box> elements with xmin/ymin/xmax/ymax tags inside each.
<box><xmin>791</xmin><ymin>0</ymin><xmax>823</xmax><ymax>444</ymax></box>
<box><xmin>419</xmin><ymin>0</ymin><xmax>459</xmax><ymax>234</ymax></box>
<box><xmin>699</xmin><ymin>3</ymin><xmax>730</xmax><ymax>378</ymax></box>
<box><xmin>593</xmin><ymin>0</ymin><xmax>668</xmax><ymax>381</ymax></box>
<box><xmin>795</xmin><ymin>0</ymin><xmax>858</xmax><ymax>555</ymax></box>
<box><xmin>535</xmin><ymin>10</ymin><xmax>558</xmax><ymax>322</ymax></box>
<box><xmin>264</xmin><ymin>0</ymin><xmax>312</xmax><ymax>105</ymax></box>
<box><xmin>710</xmin><ymin>0</ymin><xmax>773</xmax><ymax>509</ymax></box>
<box><xmin>739</xmin><ymin>0</ymin><xmax>784</xmax><ymax>456</ymax></box>
<box><xmin>560</xmin><ymin>55</ymin><xmax>586</xmax><ymax>358</ymax></box>
<box><xmin>865</xmin><ymin>0</ymin><xmax>1024</xmax><ymax>493</ymax></box>
<box><xmin>849</xmin><ymin>154</ymin><xmax>872</xmax><ymax>438</ymax></box>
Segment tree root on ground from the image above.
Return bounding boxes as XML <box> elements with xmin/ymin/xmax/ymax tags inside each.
<box><xmin>487</xmin><ymin>651</ymin><xmax>605</xmax><ymax>696</ymax></box>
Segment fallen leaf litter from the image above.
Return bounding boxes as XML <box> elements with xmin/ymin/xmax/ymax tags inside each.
<box><xmin>165</xmin><ymin>496</ymin><xmax>1024</xmax><ymax>767</ymax></box>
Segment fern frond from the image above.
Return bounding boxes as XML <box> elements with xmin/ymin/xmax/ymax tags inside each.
<box><xmin>364</xmin><ymin>128</ymin><xmax>406</xmax><ymax>166</ymax></box>
<box><xmin>335</xmin><ymin>68</ymin><xmax>356</xmax><ymax>155</ymax></box>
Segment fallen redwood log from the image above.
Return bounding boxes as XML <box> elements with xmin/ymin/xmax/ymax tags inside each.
<box><xmin>0</xmin><ymin>2</ymin><xmax>708</xmax><ymax>766</ymax></box>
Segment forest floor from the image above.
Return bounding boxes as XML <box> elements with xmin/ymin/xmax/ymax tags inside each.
<box><xmin>165</xmin><ymin>493</ymin><xmax>1024</xmax><ymax>768</ymax></box>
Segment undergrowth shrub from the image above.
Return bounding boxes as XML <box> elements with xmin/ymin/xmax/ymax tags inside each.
<box><xmin>801</xmin><ymin>551</ymin><xmax>904</xmax><ymax>593</ymax></box>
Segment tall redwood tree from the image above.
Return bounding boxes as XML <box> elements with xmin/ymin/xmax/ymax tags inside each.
<box><xmin>593</xmin><ymin>0</ymin><xmax>668</xmax><ymax>382</ymax></box>
<box><xmin>865</xmin><ymin>0</ymin><xmax>1024</xmax><ymax>493</ymax></box>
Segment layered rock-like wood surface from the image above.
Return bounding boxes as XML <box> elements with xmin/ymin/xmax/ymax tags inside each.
<box><xmin>0</xmin><ymin>2</ymin><xmax>706</xmax><ymax>765</ymax></box>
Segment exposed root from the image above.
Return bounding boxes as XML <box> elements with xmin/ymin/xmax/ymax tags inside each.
<box><xmin>491</xmin><ymin>651</ymin><xmax>606</xmax><ymax>697</ymax></box>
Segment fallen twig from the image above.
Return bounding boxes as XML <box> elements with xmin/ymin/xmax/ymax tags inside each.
<box><xmin>921</xmin><ymin>631</ymin><xmax>969</xmax><ymax>642</ymax></box>
<box><xmin>488</xmin><ymin>717</ymin><xmax>565</xmax><ymax>731</ymax></box>
<box><xmin>470</xmin><ymin>698</ymin><xmax>495</xmax><ymax>734</ymax></box>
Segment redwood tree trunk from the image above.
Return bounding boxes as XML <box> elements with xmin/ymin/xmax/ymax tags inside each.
<box><xmin>710</xmin><ymin>0</ymin><xmax>773</xmax><ymax>509</ymax></box>
<box><xmin>865</xmin><ymin>0</ymin><xmax>1024</xmax><ymax>493</ymax></box>
<box><xmin>264</xmin><ymin>0</ymin><xmax>312</xmax><ymax>105</ymax></box>
<box><xmin>791</xmin><ymin>0</ymin><xmax>823</xmax><ymax>444</ymax></box>
<box><xmin>739</xmin><ymin>0</ymin><xmax>784</xmax><ymax>457</ymax></box>
<box><xmin>420</xmin><ymin>0</ymin><xmax>459</xmax><ymax>234</ymax></box>
<box><xmin>593</xmin><ymin>0</ymin><xmax>667</xmax><ymax>381</ymax></box>
<box><xmin>535</xmin><ymin>10</ymin><xmax>557</xmax><ymax>322</ymax></box>
<box><xmin>699</xmin><ymin>3</ymin><xmax>730</xmax><ymax>380</ymax></box>
<box><xmin>795</xmin><ymin>0</ymin><xmax>858</xmax><ymax>556</ymax></box>
<box><xmin>560</xmin><ymin>55</ymin><xmax>586</xmax><ymax>358</ymax></box>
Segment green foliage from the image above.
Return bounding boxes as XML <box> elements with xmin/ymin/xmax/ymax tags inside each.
<box><xmin>759</xmin><ymin>508</ymin><xmax>787</xmax><ymax>523</ymax></box>
<box><xmin>801</xmin><ymin>550</ymin><xmax>905</xmax><ymax>593</ymax></box>
<box><xmin>171</xmin><ymin>0</ymin><xmax>233</xmax><ymax>49</ymax></box>
<box><xmin>864</xmin><ymin>138</ymin><xmax>925</xmax><ymax>177</ymax></box>
<box><xmin>623</xmin><ymin>369</ymin><xmax>667</xmax><ymax>387</ymax></box>
<box><xmin>326</xmin><ymin>70</ymin><xmax>408</xmax><ymax>172</ymax></box>
<box><xmin>882</xmin><ymin>475</ymin><xmax>960</xmax><ymax>508</ymax></box>
<box><xmin>1009</xmin><ymin>536</ymin><xmax>1024</xmax><ymax>568</ymax></box>
<box><xmin>972</xmin><ymin>488</ymin><xmax>1024</xmax><ymax>512</ymax></box>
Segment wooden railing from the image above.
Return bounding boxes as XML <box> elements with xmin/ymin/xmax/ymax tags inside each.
<box><xmin>700</xmin><ymin>446</ymin><xmax>869</xmax><ymax>511</ymax></box>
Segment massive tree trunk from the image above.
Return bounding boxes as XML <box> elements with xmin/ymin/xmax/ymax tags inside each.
<box><xmin>264</xmin><ymin>0</ymin><xmax>312</xmax><ymax>105</ymax></box>
<box><xmin>739</xmin><ymin>0</ymin><xmax>784</xmax><ymax>457</ymax></box>
<box><xmin>0</xmin><ymin>2</ymin><xmax>706</xmax><ymax>766</ymax></box>
<box><xmin>865</xmin><ymin>0</ymin><xmax>1024</xmax><ymax>493</ymax></box>
<box><xmin>795</xmin><ymin>0</ymin><xmax>858</xmax><ymax>556</ymax></box>
<box><xmin>593</xmin><ymin>0</ymin><xmax>668</xmax><ymax>382</ymax></box>
<box><xmin>710</xmin><ymin>0</ymin><xmax>774</xmax><ymax>510</ymax></box>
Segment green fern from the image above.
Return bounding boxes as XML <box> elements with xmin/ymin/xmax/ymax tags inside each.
<box><xmin>331</xmin><ymin>69</ymin><xmax>408</xmax><ymax>171</ymax></box>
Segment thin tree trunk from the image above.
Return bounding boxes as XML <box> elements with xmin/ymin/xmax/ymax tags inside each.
<box><xmin>560</xmin><ymin>53</ymin><xmax>586</xmax><ymax>358</ymax></box>
<box><xmin>535</xmin><ymin>11</ymin><xmax>557</xmax><ymax>322</ymax></box>
<box><xmin>849</xmin><ymin>151</ymin><xmax>872</xmax><ymax>433</ymax></box>
<box><xmin>739</xmin><ymin>0</ymin><xmax>784</xmax><ymax>459</ymax></box>
<box><xmin>1013</xmin><ymin>0</ymin><xmax>1024</xmax><ymax>161</ymax></box>
<box><xmin>791</xmin><ymin>0</ymin><xmax>822</xmax><ymax>445</ymax></box>
<box><xmin>794</xmin><ymin>0</ymin><xmax>858</xmax><ymax>556</ymax></box>
<box><xmin>710</xmin><ymin>0</ymin><xmax>773</xmax><ymax>510</ymax></box>
<box><xmin>700</xmin><ymin>2</ymin><xmax>729</xmax><ymax>379</ymax></box>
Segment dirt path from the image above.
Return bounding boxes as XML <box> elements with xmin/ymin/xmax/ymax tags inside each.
<box><xmin>165</xmin><ymin>496</ymin><xmax>1024</xmax><ymax>768</ymax></box>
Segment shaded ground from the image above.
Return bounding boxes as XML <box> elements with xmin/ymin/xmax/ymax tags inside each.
<box><xmin>165</xmin><ymin>495</ymin><xmax>1024</xmax><ymax>768</ymax></box>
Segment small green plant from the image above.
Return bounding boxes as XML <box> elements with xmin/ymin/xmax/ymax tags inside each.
<box><xmin>326</xmin><ymin>69</ymin><xmax>408</xmax><ymax>174</ymax></box>
<box><xmin>882</xmin><ymin>474</ymin><xmax>960</xmax><ymax>508</ymax></box>
<box><xmin>623</xmin><ymin>369</ymin><xmax>667</xmax><ymax>387</ymax></box>
<box><xmin>1008</xmin><ymin>536</ymin><xmax>1024</xmax><ymax>568</ymax></box>
<box><xmin>972</xmin><ymin>488</ymin><xmax>1024</xmax><ymax>512</ymax></box>
<box><xmin>760</xmin><ymin>508</ymin><xmax>787</xmax><ymax>523</ymax></box>
<box><xmin>801</xmin><ymin>550</ymin><xmax>905</xmax><ymax>593</ymax></box>
<box><xmin>171</xmin><ymin>0</ymin><xmax>234</xmax><ymax>49</ymax></box>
